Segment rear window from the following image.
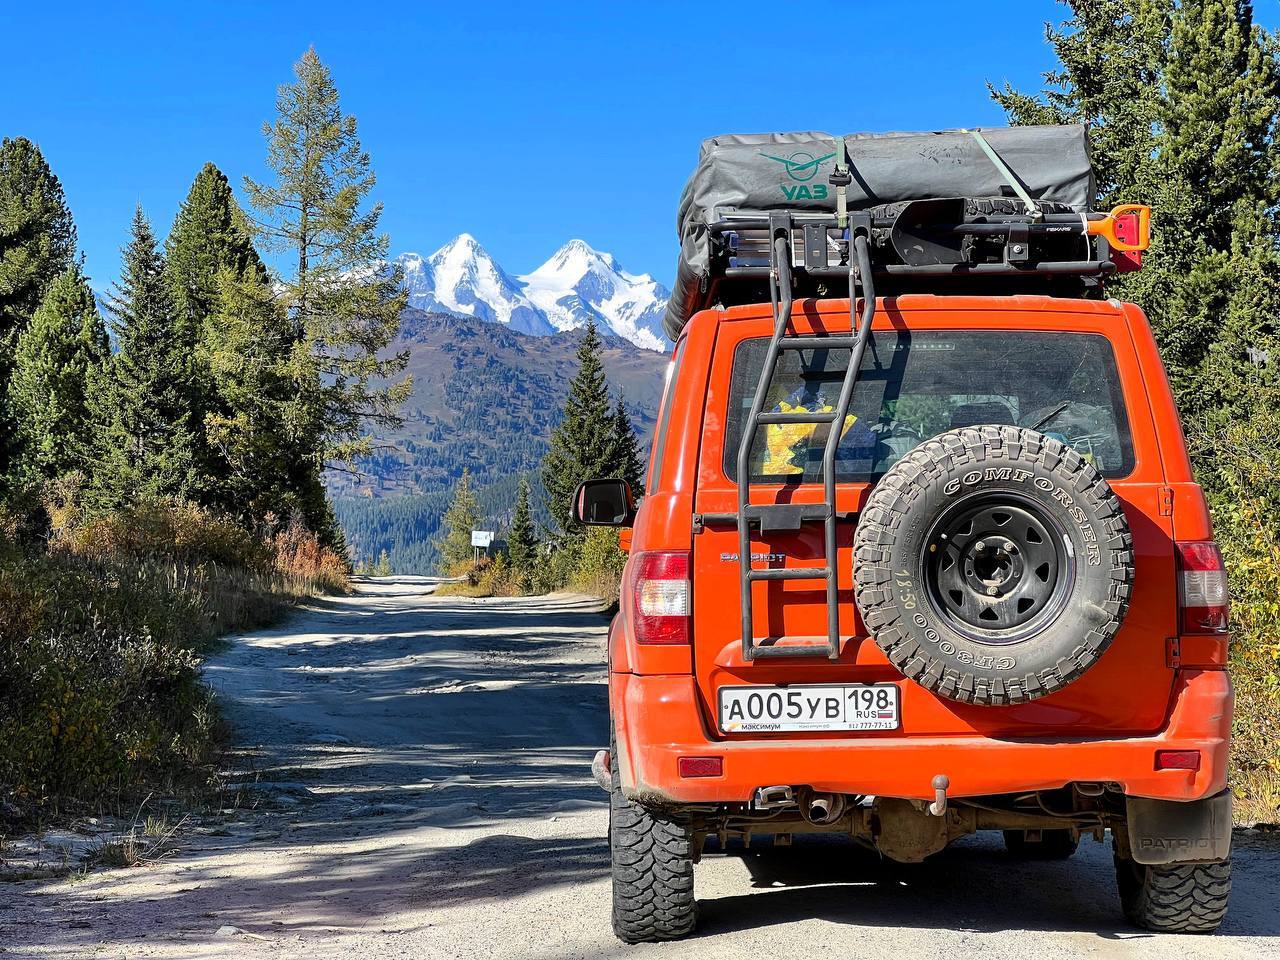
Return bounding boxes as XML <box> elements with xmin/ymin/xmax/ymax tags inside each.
<box><xmin>724</xmin><ymin>330</ymin><xmax>1134</xmax><ymax>483</ymax></box>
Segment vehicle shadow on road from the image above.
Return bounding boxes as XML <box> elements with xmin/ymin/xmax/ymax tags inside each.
<box><xmin>696</xmin><ymin>832</ymin><xmax>1280</xmax><ymax>940</ymax></box>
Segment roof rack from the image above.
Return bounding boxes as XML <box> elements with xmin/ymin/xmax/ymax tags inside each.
<box><xmin>727</xmin><ymin>201</ymin><xmax>1149</xmax><ymax>661</ymax></box>
<box><xmin>710</xmin><ymin>200</ymin><xmax>1148</xmax><ymax>283</ymax></box>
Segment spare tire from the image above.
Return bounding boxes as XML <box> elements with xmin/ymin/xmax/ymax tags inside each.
<box><xmin>853</xmin><ymin>426</ymin><xmax>1134</xmax><ymax>706</ymax></box>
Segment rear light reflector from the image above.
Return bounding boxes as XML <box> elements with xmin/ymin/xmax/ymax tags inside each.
<box><xmin>677</xmin><ymin>756</ymin><xmax>723</xmax><ymax>778</ymax></box>
<box><xmin>630</xmin><ymin>550</ymin><xmax>691</xmax><ymax>644</ymax></box>
<box><xmin>1176</xmin><ymin>541</ymin><xmax>1229</xmax><ymax>635</ymax></box>
<box><xmin>1155</xmin><ymin>749</ymin><xmax>1201</xmax><ymax>771</ymax></box>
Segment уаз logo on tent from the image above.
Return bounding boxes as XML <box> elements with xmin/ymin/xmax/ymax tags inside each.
<box><xmin>760</xmin><ymin>150</ymin><xmax>836</xmax><ymax>201</ymax></box>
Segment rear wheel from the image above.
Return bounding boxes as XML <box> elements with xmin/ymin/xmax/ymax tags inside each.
<box><xmin>609</xmin><ymin>733</ymin><xmax>697</xmax><ymax>943</ymax></box>
<box><xmin>1003</xmin><ymin>828</ymin><xmax>1078</xmax><ymax>859</ymax></box>
<box><xmin>1114</xmin><ymin>853</ymin><xmax>1231</xmax><ymax>933</ymax></box>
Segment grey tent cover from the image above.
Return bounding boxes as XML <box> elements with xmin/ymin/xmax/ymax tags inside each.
<box><xmin>664</xmin><ymin>125</ymin><xmax>1096</xmax><ymax>339</ymax></box>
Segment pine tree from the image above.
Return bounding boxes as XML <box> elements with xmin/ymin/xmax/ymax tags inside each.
<box><xmin>0</xmin><ymin>137</ymin><xmax>77</xmax><ymax>347</ymax></box>
<box><xmin>7</xmin><ymin>267</ymin><xmax>108</xmax><ymax>485</ymax></box>
<box><xmin>90</xmin><ymin>207</ymin><xmax>200</xmax><ymax>506</ymax></box>
<box><xmin>436</xmin><ymin>467</ymin><xmax>480</xmax><ymax>573</ymax></box>
<box><xmin>992</xmin><ymin>0</ymin><xmax>1280</xmax><ymax>431</ymax></box>
<box><xmin>200</xmin><ymin>265</ymin><xmax>300</xmax><ymax>521</ymax></box>
<box><xmin>243</xmin><ymin>48</ymin><xmax>411</xmax><ymax>488</ymax></box>
<box><xmin>541</xmin><ymin>321</ymin><xmax>616</xmax><ymax>535</ymax></box>
<box><xmin>167</xmin><ymin>162</ymin><xmax>280</xmax><ymax>515</ymax></box>
<box><xmin>608</xmin><ymin>396</ymin><xmax>646</xmax><ymax>495</ymax></box>
<box><xmin>995</xmin><ymin>1</ymin><xmax>1280</xmax><ymax>795</ymax></box>
<box><xmin>0</xmin><ymin>137</ymin><xmax>78</xmax><ymax>477</ymax></box>
<box><xmin>507</xmin><ymin>475</ymin><xmax>537</xmax><ymax>574</ymax></box>
<box><xmin>167</xmin><ymin>162</ymin><xmax>267</xmax><ymax>337</ymax></box>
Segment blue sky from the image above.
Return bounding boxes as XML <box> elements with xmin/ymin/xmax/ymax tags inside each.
<box><xmin>4</xmin><ymin>1</ymin><xmax>1279</xmax><ymax>289</ymax></box>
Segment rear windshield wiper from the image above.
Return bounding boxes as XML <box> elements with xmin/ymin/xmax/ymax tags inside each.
<box><xmin>1029</xmin><ymin>400</ymin><xmax>1071</xmax><ymax>432</ymax></box>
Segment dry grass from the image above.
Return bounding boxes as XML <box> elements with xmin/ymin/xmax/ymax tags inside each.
<box><xmin>1</xmin><ymin>500</ymin><xmax>350</xmax><ymax>821</ymax></box>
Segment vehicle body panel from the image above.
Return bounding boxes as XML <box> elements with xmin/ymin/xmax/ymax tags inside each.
<box><xmin>611</xmin><ymin>295</ymin><xmax>1230</xmax><ymax>806</ymax></box>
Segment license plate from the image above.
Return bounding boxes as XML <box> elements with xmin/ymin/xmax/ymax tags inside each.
<box><xmin>718</xmin><ymin>683</ymin><xmax>900</xmax><ymax>733</ymax></box>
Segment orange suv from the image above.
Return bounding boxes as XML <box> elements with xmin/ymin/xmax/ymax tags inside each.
<box><xmin>576</xmin><ymin>128</ymin><xmax>1232</xmax><ymax>941</ymax></box>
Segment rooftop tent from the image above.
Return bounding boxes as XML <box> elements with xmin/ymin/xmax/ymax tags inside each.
<box><xmin>664</xmin><ymin>125</ymin><xmax>1097</xmax><ymax>340</ymax></box>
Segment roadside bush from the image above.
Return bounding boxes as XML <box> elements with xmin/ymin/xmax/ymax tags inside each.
<box><xmin>570</xmin><ymin>528</ymin><xmax>628</xmax><ymax>606</ymax></box>
<box><xmin>1201</xmin><ymin>414</ymin><xmax>1280</xmax><ymax>824</ymax></box>
<box><xmin>0</xmin><ymin>497</ymin><xmax>350</xmax><ymax>819</ymax></box>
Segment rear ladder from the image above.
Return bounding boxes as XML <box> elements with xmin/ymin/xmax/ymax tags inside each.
<box><xmin>735</xmin><ymin>212</ymin><xmax>877</xmax><ymax>661</ymax></box>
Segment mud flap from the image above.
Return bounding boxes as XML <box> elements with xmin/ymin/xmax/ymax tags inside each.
<box><xmin>1125</xmin><ymin>789</ymin><xmax>1232</xmax><ymax>865</ymax></box>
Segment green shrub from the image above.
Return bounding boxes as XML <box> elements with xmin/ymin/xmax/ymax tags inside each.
<box><xmin>570</xmin><ymin>528</ymin><xmax>627</xmax><ymax>606</ymax></box>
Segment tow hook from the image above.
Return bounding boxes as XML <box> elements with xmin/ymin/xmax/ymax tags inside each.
<box><xmin>592</xmin><ymin>749</ymin><xmax>611</xmax><ymax>792</ymax></box>
<box><xmin>928</xmin><ymin>774</ymin><xmax>950</xmax><ymax>816</ymax></box>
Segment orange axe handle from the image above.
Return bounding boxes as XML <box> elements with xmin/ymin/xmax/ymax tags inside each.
<box><xmin>1087</xmin><ymin>204</ymin><xmax>1151</xmax><ymax>253</ymax></box>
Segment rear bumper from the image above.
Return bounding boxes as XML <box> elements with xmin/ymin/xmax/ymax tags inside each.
<box><xmin>612</xmin><ymin>669</ymin><xmax>1231</xmax><ymax>805</ymax></box>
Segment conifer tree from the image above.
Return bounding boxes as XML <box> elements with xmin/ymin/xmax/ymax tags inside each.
<box><xmin>542</xmin><ymin>321</ymin><xmax>616</xmax><ymax>535</ymax></box>
<box><xmin>90</xmin><ymin>208</ymin><xmax>200</xmax><ymax>506</ymax></box>
<box><xmin>243</xmin><ymin>48</ymin><xmax>410</xmax><ymax>489</ymax></box>
<box><xmin>995</xmin><ymin>1</ymin><xmax>1280</xmax><ymax>790</ymax></box>
<box><xmin>7</xmin><ymin>267</ymin><xmax>108</xmax><ymax>485</ymax></box>
<box><xmin>992</xmin><ymin>0</ymin><xmax>1280</xmax><ymax>431</ymax></box>
<box><xmin>0</xmin><ymin>137</ymin><xmax>77</xmax><ymax>347</ymax></box>
<box><xmin>200</xmin><ymin>265</ymin><xmax>300</xmax><ymax>521</ymax></box>
<box><xmin>0</xmin><ymin>137</ymin><xmax>78</xmax><ymax>477</ymax></box>
<box><xmin>608</xmin><ymin>396</ymin><xmax>646</xmax><ymax>495</ymax></box>
<box><xmin>167</xmin><ymin>163</ymin><xmax>267</xmax><ymax>335</ymax></box>
<box><xmin>167</xmin><ymin>162</ymin><xmax>279</xmax><ymax>513</ymax></box>
<box><xmin>507</xmin><ymin>475</ymin><xmax>537</xmax><ymax>574</ymax></box>
<box><xmin>436</xmin><ymin>467</ymin><xmax>480</xmax><ymax>573</ymax></box>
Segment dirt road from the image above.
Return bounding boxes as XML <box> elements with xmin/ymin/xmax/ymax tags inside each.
<box><xmin>5</xmin><ymin>577</ymin><xmax>1278</xmax><ymax>958</ymax></box>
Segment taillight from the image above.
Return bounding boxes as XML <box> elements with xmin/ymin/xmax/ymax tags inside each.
<box><xmin>1176</xmin><ymin>541</ymin><xmax>1229</xmax><ymax>635</ymax></box>
<box><xmin>630</xmin><ymin>550</ymin><xmax>690</xmax><ymax>644</ymax></box>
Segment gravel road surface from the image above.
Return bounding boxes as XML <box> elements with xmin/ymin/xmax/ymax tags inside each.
<box><xmin>4</xmin><ymin>576</ymin><xmax>1278</xmax><ymax>958</ymax></box>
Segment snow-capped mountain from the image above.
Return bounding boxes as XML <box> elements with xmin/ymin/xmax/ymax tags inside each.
<box><xmin>399</xmin><ymin>234</ymin><xmax>554</xmax><ymax>337</ymax></box>
<box><xmin>396</xmin><ymin>235</ymin><xmax>670</xmax><ymax>351</ymax></box>
<box><xmin>520</xmin><ymin>240</ymin><xmax>669</xmax><ymax>352</ymax></box>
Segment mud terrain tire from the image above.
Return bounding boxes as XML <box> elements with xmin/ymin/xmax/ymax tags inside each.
<box><xmin>1115</xmin><ymin>854</ymin><xmax>1232</xmax><ymax>933</ymax></box>
<box><xmin>1004</xmin><ymin>829</ymin><xmax>1079</xmax><ymax>859</ymax></box>
<box><xmin>854</xmin><ymin>426</ymin><xmax>1134</xmax><ymax>705</ymax></box>
<box><xmin>609</xmin><ymin>733</ymin><xmax>696</xmax><ymax>942</ymax></box>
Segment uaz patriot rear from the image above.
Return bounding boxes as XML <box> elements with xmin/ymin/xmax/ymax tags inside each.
<box><xmin>577</xmin><ymin>127</ymin><xmax>1232</xmax><ymax>941</ymax></box>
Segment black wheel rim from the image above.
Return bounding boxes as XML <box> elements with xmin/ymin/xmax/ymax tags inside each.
<box><xmin>922</xmin><ymin>492</ymin><xmax>1074</xmax><ymax>644</ymax></box>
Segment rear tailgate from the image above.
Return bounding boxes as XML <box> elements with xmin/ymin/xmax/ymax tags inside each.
<box><xmin>691</xmin><ymin>299</ymin><xmax>1178</xmax><ymax>740</ymax></box>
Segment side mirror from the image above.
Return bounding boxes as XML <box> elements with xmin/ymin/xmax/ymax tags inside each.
<box><xmin>572</xmin><ymin>479</ymin><xmax>636</xmax><ymax>527</ymax></box>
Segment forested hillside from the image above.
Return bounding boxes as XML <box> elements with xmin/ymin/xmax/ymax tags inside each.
<box><xmin>329</xmin><ymin>308</ymin><xmax>668</xmax><ymax>570</ymax></box>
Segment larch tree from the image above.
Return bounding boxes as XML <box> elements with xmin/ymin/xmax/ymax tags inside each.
<box><xmin>7</xmin><ymin>267</ymin><xmax>108</xmax><ymax>486</ymax></box>
<box><xmin>242</xmin><ymin>47</ymin><xmax>411</xmax><ymax>532</ymax></box>
<box><xmin>541</xmin><ymin>321</ymin><xmax>616</xmax><ymax>536</ymax></box>
<box><xmin>90</xmin><ymin>208</ymin><xmax>200</xmax><ymax>506</ymax></box>
<box><xmin>201</xmin><ymin>265</ymin><xmax>301</xmax><ymax>522</ymax></box>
